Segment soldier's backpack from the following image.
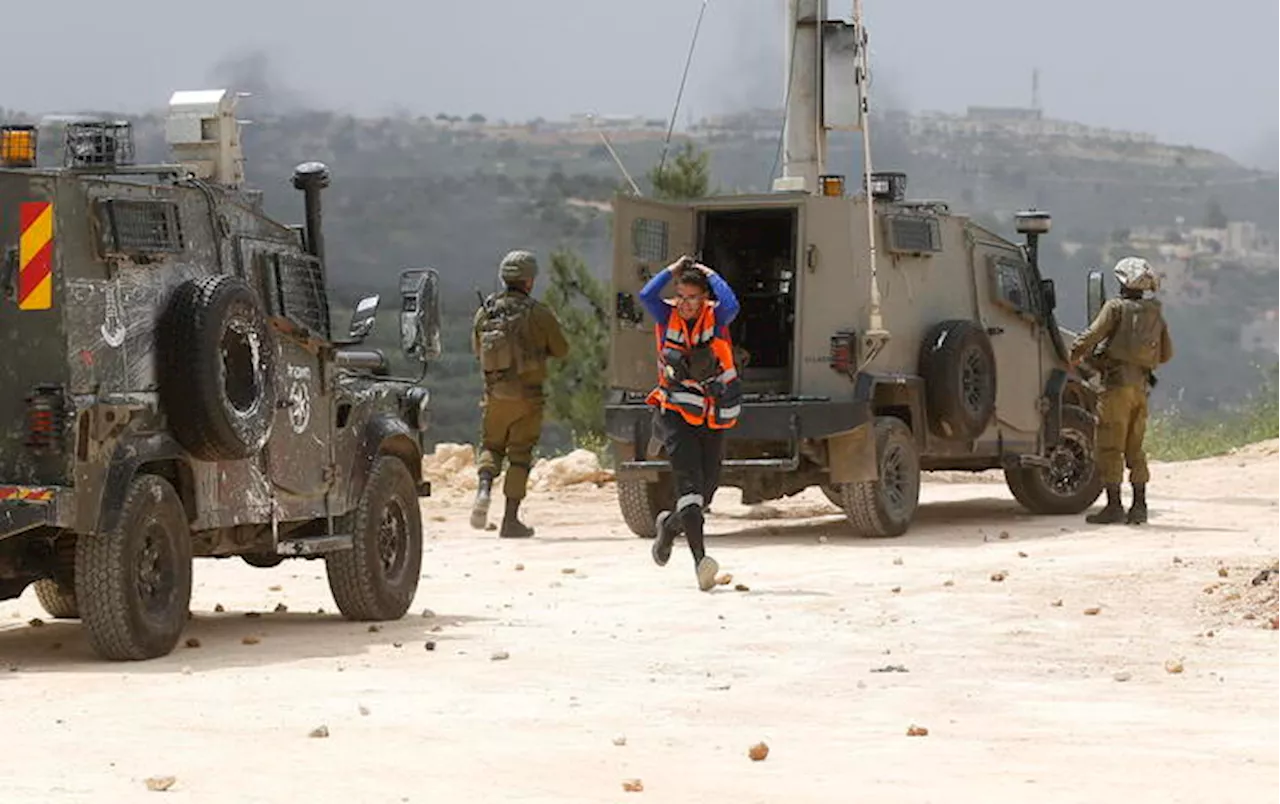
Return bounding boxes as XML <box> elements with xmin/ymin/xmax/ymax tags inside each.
<box><xmin>477</xmin><ymin>291</ymin><xmax>537</xmax><ymax>378</ymax></box>
<box><xmin>1105</xmin><ymin>298</ymin><xmax>1164</xmax><ymax>370</ymax></box>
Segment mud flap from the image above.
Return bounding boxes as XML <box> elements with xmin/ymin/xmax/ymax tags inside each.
<box><xmin>826</xmin><ymin>422</ymin><xmax>877</xmax><ymax>484</ymax></box>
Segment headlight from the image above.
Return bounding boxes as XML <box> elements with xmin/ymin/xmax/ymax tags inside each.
<box><xmin>403</xmin><ymin>387</ymin><xmax>431</xmax><ymax>431</ymax></box>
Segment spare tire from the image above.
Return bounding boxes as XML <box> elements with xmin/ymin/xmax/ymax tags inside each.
<box><xmin>158</xmin><ymin>274</ymin><xmax>277</xmax><ymax>461</ymax></box>
<box><xmin>918</xmin><ymin>319</ymin><xmax>997</xmax><ymax>441</ymax></box>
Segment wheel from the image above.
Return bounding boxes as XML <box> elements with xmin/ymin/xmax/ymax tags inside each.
<box><xmin>241</xmin><ymin>553</ymin><xmax>285</xmax><ymax>569</ymax></box>
<box><xmin>819</xmin><ymin>484</ymin><xmax>844</xmax><ymax>510</ymax></box>
<box><xmin>1004</xmin><ymin>404</ymin><xmax>1104</xmax><ymax>514</ymax></box>
<box><xmin>617</xmin><ymin>476</ymin><xmax>676</xmax><ymax>538</ymax></box>
<box><xmin>918</xmin><ymin>320</ymin><xmax>997</xmax><ymax>441</ymax></box>
<box><xmin>76</xmin><ymin>474</ymin><xmax>193</xmax><ymax>661</ymax></box>
<box><xmin>33</xmin><ymin>578</ymin><xmax>78</xmax><ymax>619</ymax></box>
<box><xmin>158</xmin><ymin>274</ymin><xmax>277</xmax><ymax>461</ymax></box>
<box><xmin>325</xmin><ymin>456</ymin><xmax>423</xmax><ymax>621</ymax></box>
<box><xmin>836</xmin><ymin>416</ymin><xmax>921</xmax><ymax>538</ymax></box>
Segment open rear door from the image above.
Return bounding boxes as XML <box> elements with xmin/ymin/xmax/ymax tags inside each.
<box><xmin>609</xmin><ymin>195</ymin><xmax>695</xmax><ymax>392</ymax></box>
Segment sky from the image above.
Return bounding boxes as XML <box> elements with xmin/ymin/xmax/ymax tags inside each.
<box><xmin>4</xmin><ymin>0</ymin><xmax>1277</xmax><ymax>168</ymax></box>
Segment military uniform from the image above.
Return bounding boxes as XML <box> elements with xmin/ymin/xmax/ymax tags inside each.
<box><xmin>1070</xmin><ymin>257</ymin><xmax>1173</xmax><ymax>524</ymax></box>
<box><xmin>470</xmin><ymin>250</ymin><xmax>569</xmax><ymax>538</ymax></box>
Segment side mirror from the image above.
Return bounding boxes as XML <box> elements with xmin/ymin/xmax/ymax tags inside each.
<box><xmin>1040</xmin><ymin>278</ymin><xmax>1057</xmax><ymax>312</ymax></box>
<box><xmin>347</xmin><ymin>294</ymin><xmax>379</xmax><ymax>341</ymax></box>
<box><xmin>1085</xmin><ymin>269</ymin><xmax>1106</xmax><ymax>325</ymax></box>
<box><xmin>399</xmin><ymin>268</ymin><xmax>442</xmax><ymax>363</ymax></box>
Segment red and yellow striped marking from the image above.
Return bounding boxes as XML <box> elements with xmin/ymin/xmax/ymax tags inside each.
<box><xmin>0</xmin><ymin>485</ymin><xmax>55</xmax><ymax>503</ymax></box>
<box><xmin>18</xmin><ymin>201</ymin><xmax>53</xmax><ymax>310</ymax></box>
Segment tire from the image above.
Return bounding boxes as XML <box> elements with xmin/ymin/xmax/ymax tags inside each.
<box><xmin>325</xmin><ymin>456</ymin><xmax>423</xmax><ymax>621</ymax></box>
<box><xmin>919</xmin><ymin>320</ymin><xmax>997</xmax><ymax>441</ymax></box>
<box><xmin>819</xmin><ymin>484</ymin><xmax>844</xmax><ymax>510</ymax></box>
<box><xmin>76</xmin><ymin>474</ymin><xmax>193</xmax><ymax>661</ymax></box>
<box><xmin>241</xmin><ymin>553</ymin><xmax>285</xmax><ymax>569</ymax></box>
<box><xmin>33</xmin><ymin>578</ymin><xmax>79</xmax><ymax>619</ymax></box>
<box><xmin>617</xmin><ymin>476</ymin><xmax>676</xmax><ymax>538</ymax></box>
<box><xmin>158</xmin><ymin>274</ymin><xmax>277</xmax><ymax>461</ymax></box>
<box><xmin>1004</xmin><ymin>404</ymin><xmax>1104</xmax><ymax>514</ymax></box>
<box><xmin>837</xmin><ymin>416</ymin><xmax>921</xmax><ymax>538</ymax></box>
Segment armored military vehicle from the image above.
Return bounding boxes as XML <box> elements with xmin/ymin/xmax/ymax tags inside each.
<box><xmin>0</xmin><ymin>89</ymin><xmax>441</xmax><ymax>660</ymax></box>
<box><xmin>605</xmin><ymin>0</ymin><xmax>1102</xmax><ymax>538</ymax></box>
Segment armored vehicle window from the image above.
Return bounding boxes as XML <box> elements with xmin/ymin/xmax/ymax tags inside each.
<box><xmin>885</xmin><ymin>214</ymin><xmax>942</xmax><ymax>255</ymax></box>
<box><xmin>989</xmin><ymin>256</ymin><xmax>1038</xmax><ymax>316</ymax></box>
<box><xmin>96</xmin><ymin>199</ymin><xmax>184</xmax><ymax>256</ymax></box>
<box><xmin>264</xmin><ymin>252</ymin><xmax>331</xmax><ymax>340</ymax></box>
<box><xmin>632</xmin><ymin>218</ymin><xmax>668</xmax><ymax>262</ymax></box>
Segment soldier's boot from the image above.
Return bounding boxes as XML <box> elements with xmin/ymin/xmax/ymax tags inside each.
<box><xmin>1126</xmin><ymin>483</ymin><xmax>1148</xmax><ymax>525</ymax></box>
<box><xmin>499</xmin><ymin>497</ymin><xmax>534</xmax><ymax>539</ymax></box>
<box><xmin>1085</xmin><ymin>483</ymin><xmax>1126</xmax><ymax>525</ymax></box>
<box><xmin>470</xmin><ymin>471</ymin><xmax>494</xmax><ymax>530</ymax></box>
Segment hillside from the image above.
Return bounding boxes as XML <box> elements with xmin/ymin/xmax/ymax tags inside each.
<box><xmin>4</xmin><ymin>102</ymin><xmax>1276</xmax><ymax>446</ymax></box>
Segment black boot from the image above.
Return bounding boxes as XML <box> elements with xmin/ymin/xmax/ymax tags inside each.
<box><xmin>499</xmin><ymin>497</ymin><xmax>534</xmax><ymax>539</ymax></box>
<box><xmin>1126</xmin><ymin>483</ymin><xmax>1148</xmax><ymax>525</ymax></box>
<box><xmin>1086</xmin><ymin>483</ymin><xmax>1126</xmax><ymax>524</ymax></box>
<box><xmin>470</xmin><ymin>471</ymin><xmax>493</xmax><ymax>530</ymax></box>
<box><xmin>651</xmin><ymin>510</ymin><xmax>680</xmax><ymax>567</ymax></box>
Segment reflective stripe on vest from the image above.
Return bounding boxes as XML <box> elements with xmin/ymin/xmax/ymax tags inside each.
<box><xmin>645</xmin><ymin>303</ymin><xmax>741</xmax><ymax>429</ymax></box>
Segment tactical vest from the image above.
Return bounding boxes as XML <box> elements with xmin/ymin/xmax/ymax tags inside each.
<box><xmin>477</xmin><ymin>290</ymin><xmax>539</xmax><ymax>378</ymax></box>
<box><xmin>645</xmin><ymin>303</ymin><xmax>741</xmax><ymax>429</ymax></box>
<box><xmin>1105</xmin><ymin>298</ymin><xmax>1164</xmax><ymax>371</ymax></box>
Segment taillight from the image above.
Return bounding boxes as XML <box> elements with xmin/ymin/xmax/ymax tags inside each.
<box><xmin>829</xmin><ymin>329</ymin><xmax>858</xmax><ymax>377</ymax></box>
<box><xmin>25</xmin><ymin>384</ymin><xmax>66</xmax><ymax>454</ymax></box>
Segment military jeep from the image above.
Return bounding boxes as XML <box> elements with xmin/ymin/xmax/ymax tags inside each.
<box><xmin>604</xmin><ymin>2</ymin><xmax>1101</xmax><ymax>539</ymax></box>
<box><xmin>606</xmin><ymin>189</ymin><xmax>1103</xmax><ymax>538</ymax></box>
<box><xmin>0</xmin><ymin>90</ymin><xmax>441</xmax><ymax>661</ymax></box>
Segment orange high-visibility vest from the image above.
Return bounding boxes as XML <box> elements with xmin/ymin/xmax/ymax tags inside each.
<box><xmin>645</xmin><ymin>303</ymin><xmax>741</xmax><ymax>429</ymax></box>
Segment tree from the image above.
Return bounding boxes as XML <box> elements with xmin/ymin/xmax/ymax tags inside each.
<box><xmin>647</xmin><ymin>140</ymin><xmax>712</xmax><ymax>200</ymax></box>
<box><xmin>1203</xmin><ymin>198</ymin><xmax>1228</xmax><ymax>229</ymax></box>
<box><xmin>543</xmin><ymin>249</ymin><xmax>611</xmax><ymax>447</ymax></box>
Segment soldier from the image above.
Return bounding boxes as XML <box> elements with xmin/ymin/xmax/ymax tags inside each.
<box><xmin>640</xmin><ymin>256</ymin><xmax>741</xmax><ymax>591</ymax></box>
<box><xmin>470</xmin><ymin>250</ymin><xmax>569</xmax><ymax>538</ymax></box>
<box><xmin>1070</xmin><ymin>256</ymin><xmax>1174</xmax><ymax>525</ymax></box>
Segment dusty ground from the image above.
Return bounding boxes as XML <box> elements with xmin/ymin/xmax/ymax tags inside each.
<box><xmin>1</xmin><ymin>443</ymin><xmax>1276</xmax><ymax>804</ymax></box>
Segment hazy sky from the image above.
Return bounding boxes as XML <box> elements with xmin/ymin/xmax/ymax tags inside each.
<box><xmin>5</xmin><ymin>0</ymin><xmax>1277</xmax><ymax>167</ymax></box>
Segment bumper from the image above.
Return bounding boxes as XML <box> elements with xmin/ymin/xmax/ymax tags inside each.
<box><xmin>0</xmin><ymin>485</ymin><xmax>69</xmax><ymax>541</ymax></box>
<box><xmin>605</xmin><ymin>397</ymin><xmax>870</xmax><ymax>474</ymax></box>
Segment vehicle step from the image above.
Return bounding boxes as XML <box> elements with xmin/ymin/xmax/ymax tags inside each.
<box><xmin>275</xmin><ymin>534</ymin><xmax>353</xmax><ymax>556</ymax></box>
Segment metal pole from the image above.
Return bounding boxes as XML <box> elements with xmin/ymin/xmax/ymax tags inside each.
<box><xmin>854</xmin><ymin>0</ymin><xmax>888</xmax><ymax>349</ymax></box>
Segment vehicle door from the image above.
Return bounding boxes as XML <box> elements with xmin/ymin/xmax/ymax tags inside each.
<box><xmin>609</xmin><ymin>196</ymin><xmax>695</xmax><ymax>393</ymax></box>
<box><xmin>972</xmin><ymin>239</ymin><xmax>1044</xmax><ymax>434</ymax></box>
<box><xmin>239</xmin><ymin>238</ymin><xmax>333</xmax><ymax>514</ymax></box>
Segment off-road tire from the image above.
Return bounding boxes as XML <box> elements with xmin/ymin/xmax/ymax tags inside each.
<box><xmin>918</xmin><ymin>319</ymin><xmax>997</xmax><ymax>441</ymax></box>
<box><xmin>325</xmin><ymin>456</ymin><xmax>423</xmax><ymax>621</ymax></box>
<box><xmin>158</xmin><ymin>274</ymin><xmax>277</xmax><ymax>461</ymax></box>
<box><xmin>33</xmin><ymin>578</ymin><xmax>79</xmax><ymax>619</ymax></box>
<box><xmin>837</xmin><ymin>416</ymin><xmax>921</xmax><ymax>538</ymax></box>
<box><xmin>819</xmin><ymin>484</ymin><xmax>844</xmax><ymax>510</ymax></box>
<box><xmin>76</xmin><ymin>474</ymin><xmax>193</xmax><ymax>661</ymax></box>
<box><xmin>618</xmin><ymin>476</ymin><xmax>676</xmax><ymax>538</ymax></box>
<box><xmin>1004</xmin><ymin>404</ymin><xmax>1104</xmax><ymax>514</ymax></box>
<box><xmin>241</xmin><ymin>553</ymin><xmax>285</xmax><ymax>569</ymax></box>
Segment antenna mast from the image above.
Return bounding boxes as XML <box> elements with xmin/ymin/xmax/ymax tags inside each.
<box><xmin>852</xmin><ymin>0</ymin><xmax>886</xmax><ymax>346</ymax></box>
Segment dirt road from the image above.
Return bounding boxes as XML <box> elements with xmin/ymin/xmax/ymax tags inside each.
<box><xmin>2</xmin><ymin>443</ymin><xmax>1276</xmax><ymax>804</ymax></box>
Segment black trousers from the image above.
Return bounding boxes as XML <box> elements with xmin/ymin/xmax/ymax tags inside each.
<box><xmin>654</xmin><ymin>408</ymin><xmax>724</xmax><ymax>560</ymax></box>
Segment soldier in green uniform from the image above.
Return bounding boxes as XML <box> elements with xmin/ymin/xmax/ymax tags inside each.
<box><xmin>469</xmin><ymin>250</ymin><xmax>569</xmax><ymax>538</ymax></box>
<box><xmin>1070</xmin><ymin>257</ymin><xmax>1174</xmax><ymax>525</ymax></box>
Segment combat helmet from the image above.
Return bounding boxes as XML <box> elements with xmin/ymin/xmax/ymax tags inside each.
<box><xmin>499</xmin><ymin>249</ymin><xmax>539</xmax><ymax>283</ymax></box>
<box><xmin>1112</xmin><ymin>256</ymin><xmax>1159</xmax><ymax>293</ymax></box>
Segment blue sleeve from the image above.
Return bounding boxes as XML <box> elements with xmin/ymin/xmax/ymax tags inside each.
<box><xmin>708</xmin><ymin>272</ymin><xmax>740</xmax><ymax>330</ymax></box>
<box><xmin>638</xmin><ymin>269</ymin><xmax>672</xmax><ymax>323</ymax></box>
